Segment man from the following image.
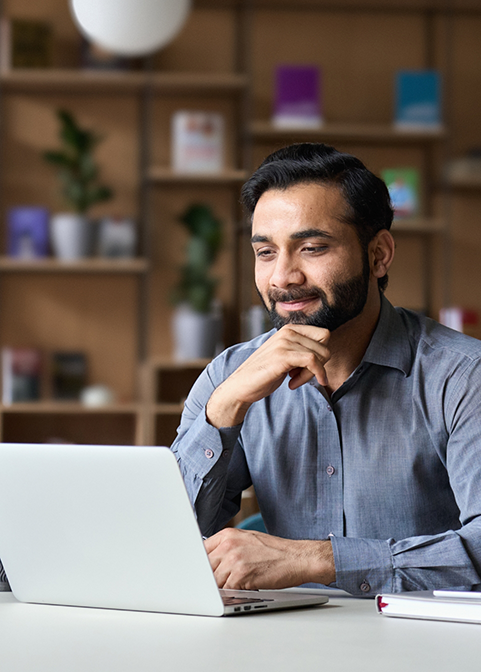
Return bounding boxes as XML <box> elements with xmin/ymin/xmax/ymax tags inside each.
<box><xmin>171</xmin><ymin>142</ymin><xmax>481</xmax><ymax>597</ymax></box>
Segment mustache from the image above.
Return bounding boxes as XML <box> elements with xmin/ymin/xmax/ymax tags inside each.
<box><xmin>267</xmin><ymin>286</ymin><xmax>326</xmax><ymax>304</ymax></box>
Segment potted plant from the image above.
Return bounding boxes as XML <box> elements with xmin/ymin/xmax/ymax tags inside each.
<box><xmin>171</xmin><ymin>203</ymin><xmax>223</xmax><ymax>360</ymax></box>
<box><xmin>43</xmin><ymin>109</ymin><xmax>113</xmax><ymax>260</ymax></box>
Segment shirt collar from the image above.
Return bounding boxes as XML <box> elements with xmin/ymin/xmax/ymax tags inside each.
<box><xmin>362</xmin><ymin>294</ymin><xmax>413</xmax><ymax>376</ymax></box>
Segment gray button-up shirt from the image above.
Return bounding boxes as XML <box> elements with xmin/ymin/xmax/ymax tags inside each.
<box><xmin>171</xmin><ymin>296</ymin><xmax>481</xmax><ymax>596</ymax></box>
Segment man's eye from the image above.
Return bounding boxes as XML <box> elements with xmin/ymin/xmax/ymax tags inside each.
<box><xmin>303</xmin><ymin>245</ymin><xmax>327</xmax><ymax>253</ymax></box>
<box><xmin>256</xmin><ymin>249</ymin><xmax>275</xmax><ymax>258</ymax></box>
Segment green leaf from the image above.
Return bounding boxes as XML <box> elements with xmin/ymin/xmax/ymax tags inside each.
<box><xmin>43</xmin><ymin>108</ymin><xmax>113</xmax><ymax>214</ymax></box>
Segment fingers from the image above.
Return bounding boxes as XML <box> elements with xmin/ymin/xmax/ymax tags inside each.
<box><xmin>281</xmin><ymin>323</ymin><xmax>331</xmax><ymax>346</ymax></box>
<box><xmin>277</xmin><ymin>326</ymin><xmax>330</xmax><ymax>386</ymax></box>
<box><xmin>289</xmin><ymin>366</ymin><xmax>320</xmax><ymax>389</ymax></box>
<box><xmin>205</xmin><ymin>529</ymin><xmax>255</xmax><ymax>589</ymax></box>
<box><xmin>205</xmin><ymin>323</ymin><xmax>331</xmax><ymax>428</ymax></box>
<box><xmin>204</xmin><ymin>528</ymin><xmax>325</xmax><ymax>590</ymax></box>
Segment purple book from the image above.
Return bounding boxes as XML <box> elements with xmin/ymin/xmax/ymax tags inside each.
<box><xmin>7</xmin><ymin>206</ymin><xmax>50</xmax><ymax>258</ymax></box>
<box><xmin>273</xmin><ymin>65</ymin><xmax>322</xmax><ymax>128</ymax></box>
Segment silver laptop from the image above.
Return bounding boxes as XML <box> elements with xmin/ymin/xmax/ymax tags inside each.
<box><xmin>0</xmin><ymin>443</ymin><xmax>328</xmax><ymax>616</ymax></box>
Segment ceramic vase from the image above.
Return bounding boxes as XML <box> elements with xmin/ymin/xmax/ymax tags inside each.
<box><xmin>172</xmin><ymin>304</ymin><xmax>222</xmax><ymax>361</ymax></box>
<box><xmin>50</xmin><ymin>213</ymin><xmax>91</xmax><ymax>260</ymax></box>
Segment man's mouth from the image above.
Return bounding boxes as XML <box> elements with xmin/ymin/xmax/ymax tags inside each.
<box><xmin>276</xmin><ymin>296</ymin><xmax>319</xmax><ymax>312</ymax></box>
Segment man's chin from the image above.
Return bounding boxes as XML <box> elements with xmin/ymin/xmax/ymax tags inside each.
<box><xmin>270</xmin><ymin>308</ymin><xmax>313</xmax><ymax>329</ymax></box>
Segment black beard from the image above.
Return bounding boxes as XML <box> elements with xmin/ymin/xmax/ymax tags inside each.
<box><xmin>257</xmin><ymin>255</ymin><xmax>371</xmax><ymax>332</ymax></box>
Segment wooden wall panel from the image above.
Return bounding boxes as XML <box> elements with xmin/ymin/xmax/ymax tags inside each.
<box><xmin>2</xmin><ymin>0</ymin><xmax>481</xmax><ymax>390</ymax></box>
<box><xmin>147</xmin><ymin>186</ymin><xmax>236</xmax><ymax>358</ymax></box>
<box><xmin>1</xmin><ymin>94</ymin><xmax>139</xmax><ymax>226</ymax></box>
<box><xmin>0</xmin><ymin>274</ymin><xmax>139</xmax><ymax>399</ymax></box>
<box><xmin>154</xmin><ymin>8</ymin><xmax>237</xmax><ymax>73</ymax></box>
<box><xmin>449</xmin><ymin>15</ymin><xmax>481</xmax><ymax>155</ymax></box>
<box><xmin>251</xmin><ymin>10</ymin><xmax>426</xmax><ymax>123</ymax></box>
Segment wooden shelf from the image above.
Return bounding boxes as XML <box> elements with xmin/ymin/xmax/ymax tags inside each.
<box><xmin>0</xmin><ymin>69</ymin><xmax>247</xmax><ymax>94</ymax></box>
<box><xmin>0</xmin><ymin>402</ymin><xmax>142</xmax><ymax>414</ymax></box>
<box><xmin>0</xmin><ymin>69</ymin><xmax>146</xmax><ymax>92</ymax></box>
<box><xmin>391</xmin><ymin>218</ymin><xmax>445</xmax><ymax>234</ymax></box>
<box><xmin>152</xmin><ymin>403</ymin><xmax>185</xmax><ymax>415</ymax></box>
<box><xmin>445</xmin><ymin>176</ymin><xmax>481</xmax><ymax>191</ymax></box>
<box><xmin>197</xmin><ymin>0</ymin><xmax>481</xmax><ymax>11</ymax></box>
<box><xmin>148</xmin><ymin>167</ymin><xmax>248</xmax><ymax>185</ymax></box>
<box><xmin>250</xmin><ymin>121</ymin><xmax>446</xmax><ymax>143</ymax></box>
<box><xmin>147</xmin><ymin>357</ymin><xmax>211</xmax><ymax>370</ymax></box>
<box><xmin>0</xmin><ymin>257</ymin><xmax>149</xmax><ymax>273</ymax></box>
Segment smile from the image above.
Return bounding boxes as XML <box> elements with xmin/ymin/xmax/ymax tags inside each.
<box><xmin>276</xmin><ymin>297</ymin><xmax>319</xmax><ymax>312</ymax></box>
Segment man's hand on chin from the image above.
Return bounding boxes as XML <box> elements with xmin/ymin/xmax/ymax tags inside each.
<box><xmin>203</xmin><ymin>527</ymin><xmax>336</xmax><ymax>590</ymax></box>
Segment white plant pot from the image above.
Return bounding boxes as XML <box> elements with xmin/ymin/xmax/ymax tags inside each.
<box><xmin>172</xmin><ymin>304</ymin><xmax>222</xmax><ymax>361</ymax></box>
<box><xmin>50</xmin><ymin>213</ymin><xmax>91</xmax><ymax>260</ymax></box>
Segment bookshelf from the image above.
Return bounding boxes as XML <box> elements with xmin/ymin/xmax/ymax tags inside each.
<box><xmin>0</xmin><ymin>69</ymin><xmax>247</xmax><ymax>93</ymax></box>
<box><xmin>140</xmin><ymin>358</ymin><xmax>211</xmax><ymax>446</ymax></box>
<box><xmin>0</xmin><ymin>402</ymin><xmax>144</xmax><ymax>445</ymax></box>
<box><xmin>0</xmin><ymin>256</ymin><xmax>149</xmax><ymax>273</ymax></box>
<box><xmin>0</xmin><ymin>2</ymin><xmax>249</xmax><ymax>444</ymax></box>
<box><xmin>249</xmin><ymin>120</ymin><xmax>447</xmax><ymax>144</ymax></box>
<box><xmin>1</xmin><ymin>0</ymin><xmax>481</xmax><ymax>444</ymax></box>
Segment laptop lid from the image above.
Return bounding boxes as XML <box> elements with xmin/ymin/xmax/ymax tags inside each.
<box><xmin>0</xmin><ymin>443</ymin><xmax>328</xmax><ymax>617</ymax></box>
<box><xmin>0</xmin><ymin>443</ymin><xmax>225</xmax><ymax>616</ymax></box>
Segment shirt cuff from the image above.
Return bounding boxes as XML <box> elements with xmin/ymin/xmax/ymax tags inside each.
<box><xmin>330</xmin><ymin>536</ymin><xmax>394</xmax><ymax>596</ymax></box>
<box><xmin>173</xmin><ymin>407</ymin><xmax>242</xmax><ymax>480</ymax></box>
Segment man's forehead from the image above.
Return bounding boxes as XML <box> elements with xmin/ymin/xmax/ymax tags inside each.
<box><xmin>250</xmin><ymin>183</ymin><xmax>351</xmax><ymax>239</ymax></box>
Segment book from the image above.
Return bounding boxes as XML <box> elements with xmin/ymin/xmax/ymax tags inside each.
<box><xmin>171</xmin><ymin>111</ymin><xmax>224</xmax><ymax>173</ymax></box>
<box><xmin>51</xmin><ymin>352</ymin><xmax>88</xmax><ymax>401</ymax></box>
<box><xmin>439</xmin><ymin>307</ymin><xmax>479</xmax><ymax>337</ymax></box>
<box><xmin>97</xmin><ymin>217</ymin><xmax>137</xmax><ymax>258</ymax></box>
<box><xmin>382</xmin><ymin>168</ymin><xmax>420</xmax><ymax>219</ymax></box>
<box><xmin>376</xmin><ymin>590</ymin><xmax>481</xmax><ymax>625</ymax></box>
<box><xmin>80</xmin><ymin>38</ymin><xmax>131</xmax><ymax>71</ymax></box>
<box><xmin>2</xmin><ymin>347</ymin><xmax>42</xmax><ymax>404</ymax></box>
<box><xmin>7</xmin><ymin>206</ymin><xmax>50</xmax><ymax>258</ymax></box>
<box><xmin>394</xmin><ymin>70</ymin><xmax>442</xmax><ymax>131</ymax></box>
<box><xmin>0</xmin><ymin>18</ymin><xmax>53</xmax><ymax>71</ymax></box>
<box><xmin>444</xmin><ymin>148</ymin><xmax>481</xmax><ymax>186</ymax></box>
<box><xmin>273</xmin><ymin>65</ymin><xmax>322</xmax><ymax>129</ymax></box>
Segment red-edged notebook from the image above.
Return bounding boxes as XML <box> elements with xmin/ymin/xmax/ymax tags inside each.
<box><xmin>376</xmin><ymin>590</ymin><xmax>481</xmax><ymax>624</ymax></box>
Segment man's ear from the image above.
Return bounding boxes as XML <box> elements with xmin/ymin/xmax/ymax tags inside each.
<box><xmin>369</xmin><ymin>229</ymin><xmax>395</xmax><ymax>280</ymax></box>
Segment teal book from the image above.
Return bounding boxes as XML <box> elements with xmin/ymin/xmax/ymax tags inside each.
<box><xmin>395</xmin><ymin>70</ymin><xmax>442</xmax><ymax>130</ymax></box>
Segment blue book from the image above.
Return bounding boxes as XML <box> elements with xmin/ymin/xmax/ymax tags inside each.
<box><xmin>395</xmin><ymin>70</ymin><xmax>442</xmax><ymax>130</ymax></box>
<box><xmin>7</xmin><ymin>206</ymin><xmax>50</xmax><ymax>258</ymax></box>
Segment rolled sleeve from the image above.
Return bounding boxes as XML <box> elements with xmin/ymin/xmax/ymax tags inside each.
<box><xmin>332</xmin><ymin>529</ymin><xmax>481</xmax><ymax>596</ymax></box>
<box><xmin>331</xmin><ymin>537</ymin><xmax>393</xmax><ymax>596</ymax></box>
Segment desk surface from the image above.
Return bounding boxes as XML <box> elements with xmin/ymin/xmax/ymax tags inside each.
<box><xmin>0</xmin><ymin>591</ymin><xmax>480</xmax><ymax>671</ymax></box>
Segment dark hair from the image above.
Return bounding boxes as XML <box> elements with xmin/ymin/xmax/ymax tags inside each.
<box><xmin>241</xmin><ymin>143</ymin><xmax>393</xmax><ymax>292</ymax></box>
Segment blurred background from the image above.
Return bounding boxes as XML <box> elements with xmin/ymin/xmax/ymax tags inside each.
<box><xmin>0</xmin><ymin>0</ymin><xmax>480</xmax><ymax>451</ymax></box>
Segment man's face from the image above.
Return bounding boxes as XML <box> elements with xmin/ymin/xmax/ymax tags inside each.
<box><xmin>251</xmin><ymin>183</ymin><xmax>372</xmax><ymax>332</ymax></box>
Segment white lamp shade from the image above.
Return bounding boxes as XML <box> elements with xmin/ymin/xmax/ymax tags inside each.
<box><xmin>70</xmin><ymin>0</ymin><xmax>191</xmax><ymax>57</ymax></box>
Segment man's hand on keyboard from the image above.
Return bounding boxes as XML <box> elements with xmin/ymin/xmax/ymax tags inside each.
<box><xmin>203</xmin><ymin>527</ymin><xmax>335</xmax><ymax>590</ymax></box>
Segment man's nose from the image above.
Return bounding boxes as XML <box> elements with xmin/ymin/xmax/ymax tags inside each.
<box><xmin>269</xmin><ymin>252</ymin><xmax>305</xmax><ymax>288</ymax></box>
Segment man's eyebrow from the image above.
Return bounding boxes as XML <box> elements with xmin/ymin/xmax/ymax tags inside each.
<box><xmin>251</xmin><ymin>229</ymin><xmax>334</xmax><ymax>244</ymax></box>
<box><xmin>290</xmin><ymin>228</ymin><xmax>334</xmax><ymax>241</ymax></box>
<box><xmin>251</xmin><ymin>234</ymin><xmax>270</xmax><ymax>244</ymax></box>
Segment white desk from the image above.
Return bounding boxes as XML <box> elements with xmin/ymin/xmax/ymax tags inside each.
<box><xmin>0</xmin><ymin>591</ymin><xmax>480</xmax><ymax>671</ymax></box>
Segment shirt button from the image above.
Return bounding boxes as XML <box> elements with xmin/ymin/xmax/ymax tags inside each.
<box><xmin>204</xmin><ymin>449</ymin><xmax>214</xmax><ymax>459</ymax></box>
<box><xmin>360</xmin><ymin>581</ymin><xmax>371</xmax><ymax>593</ymax></box>
<box><xmin>327</xmin><ymin>405</ymin><xmax>332</xmax><ymax>412</ymax></box>
<box><xmin>326</xmin><ymin>465</ymin><xmax>335</xmax><ymax>476</ymax></box>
